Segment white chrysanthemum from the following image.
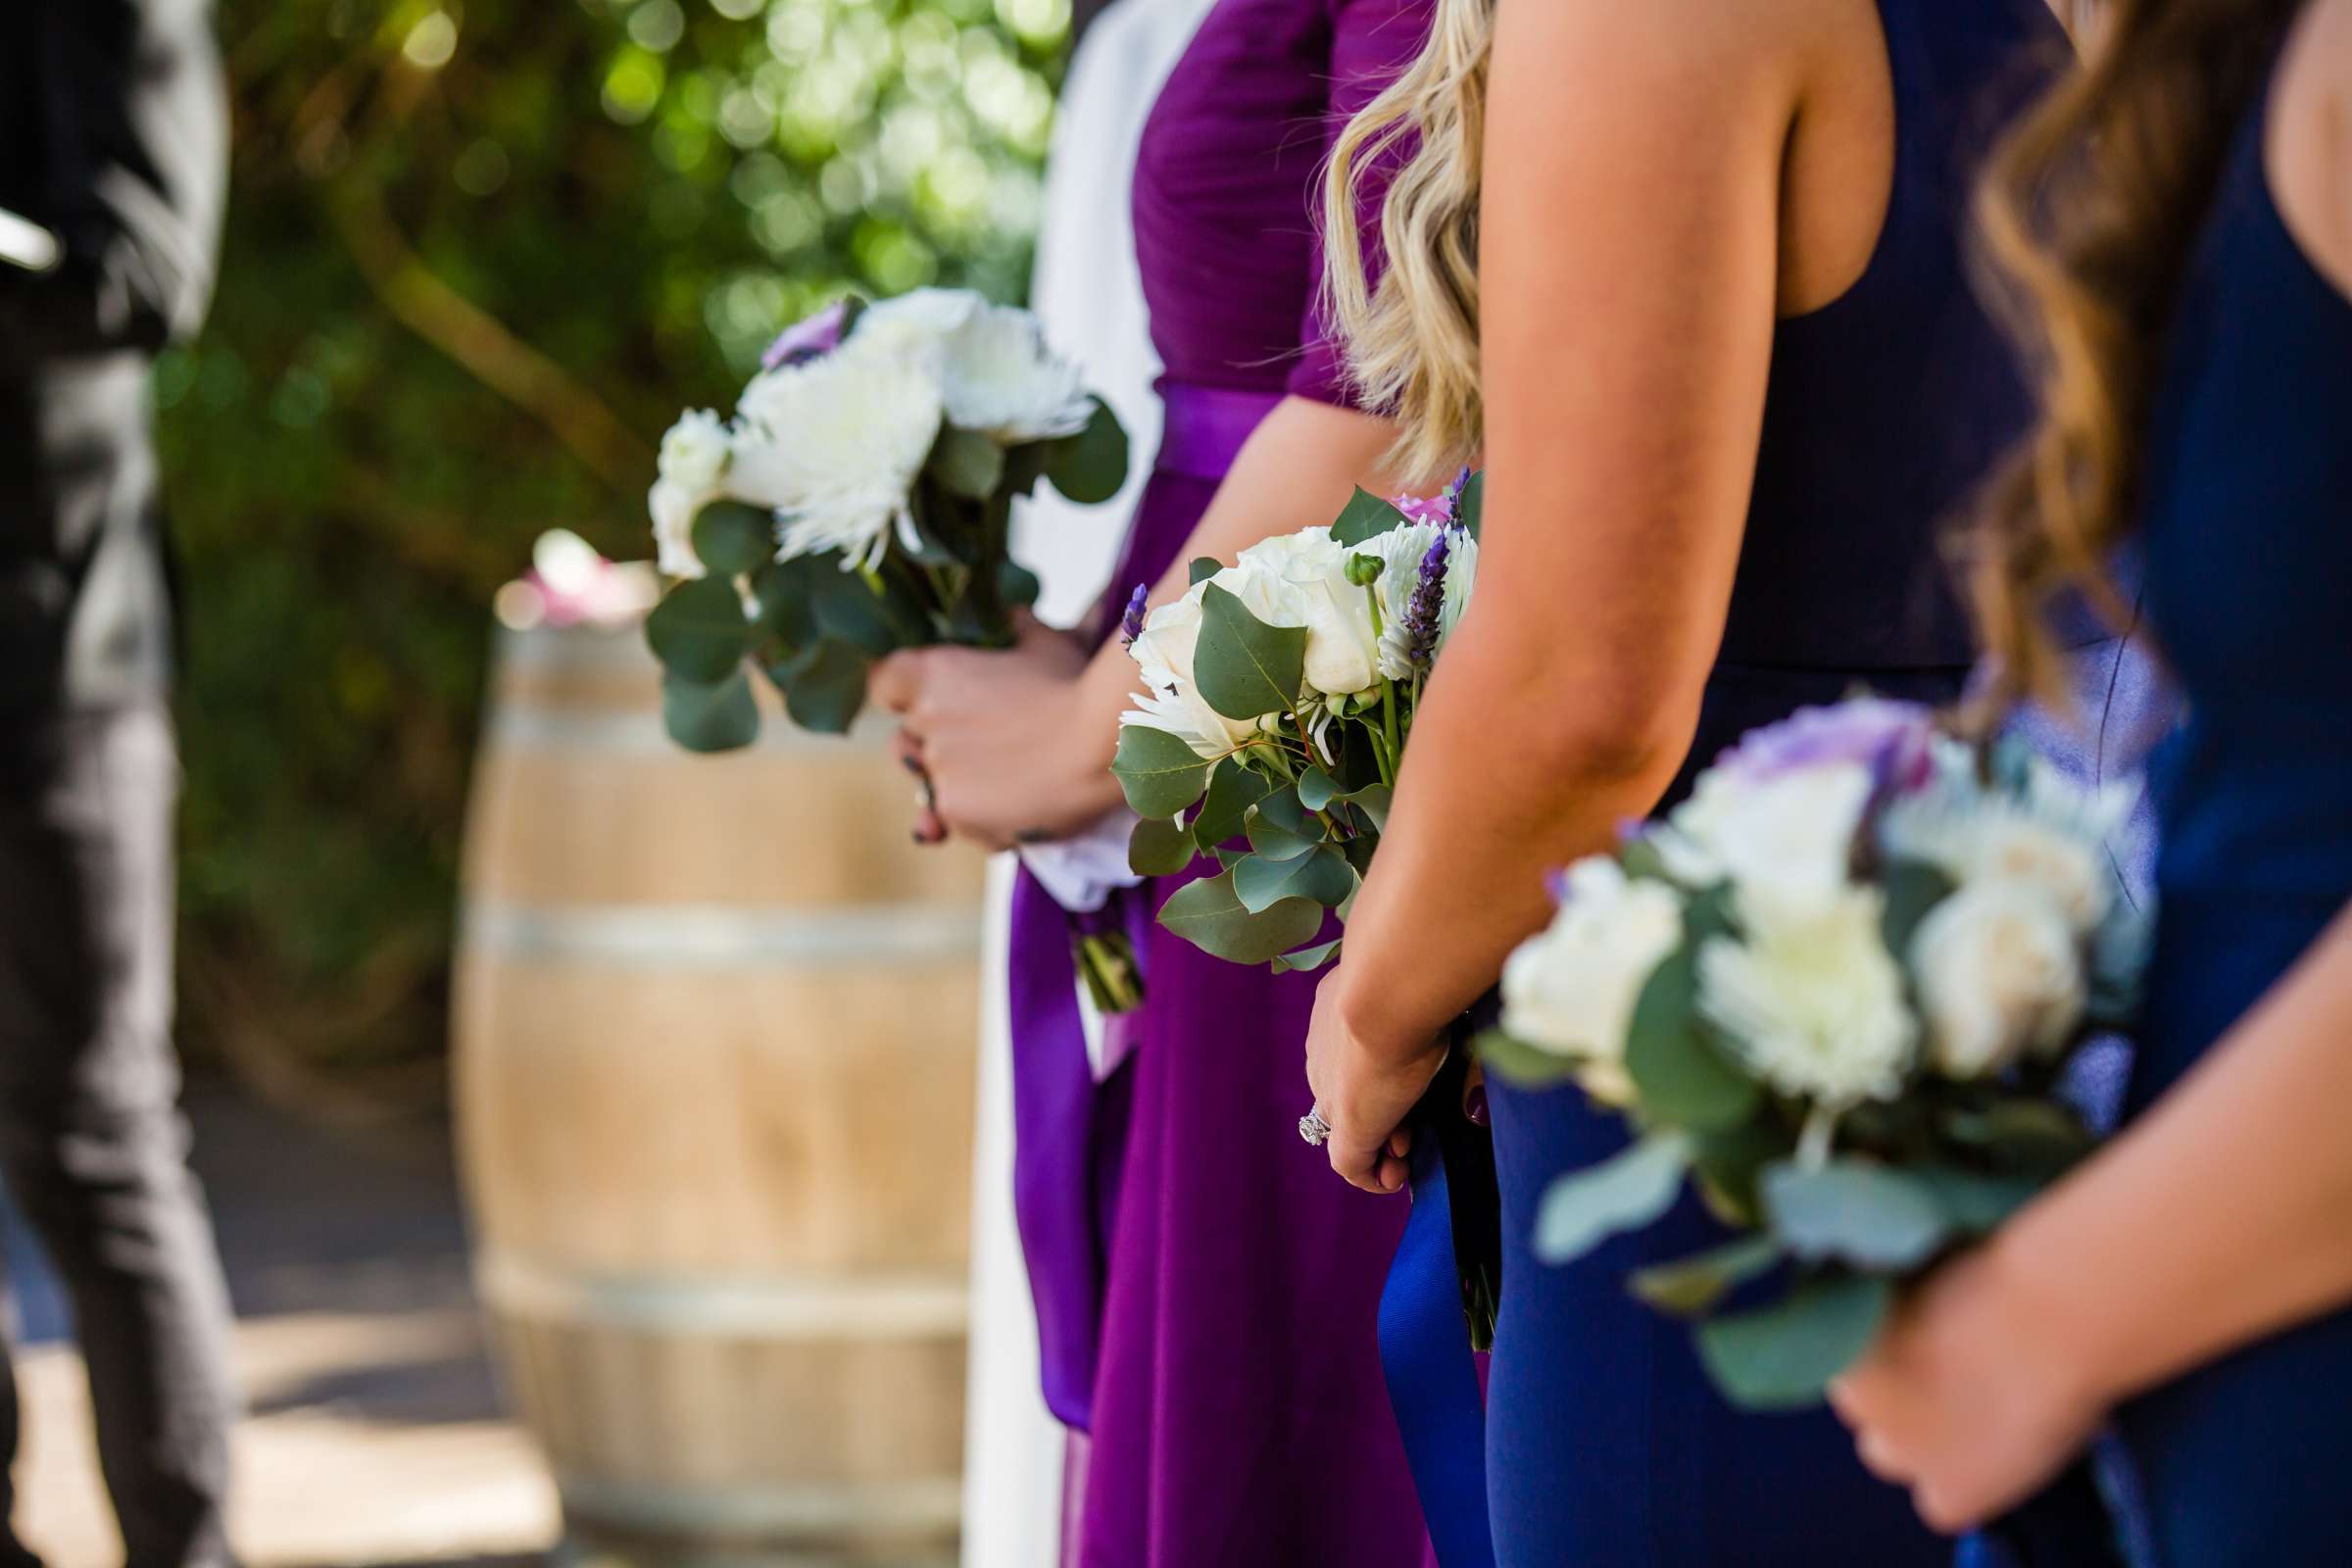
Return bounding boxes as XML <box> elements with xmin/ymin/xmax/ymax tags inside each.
<box><xmin>1698</xmin><ymin>883</ymin><xmax>1917</xmax><ymax>1108</ymax></box>
<box><xmin>1123</xmin><ymin>590</ymin><xmax>1261</xmax><ymax>759</ymax></box>
<box><xmin>647</xmin><ymin>477</ymin><xmax>706</xmax><ymax>579</ymax></box>
<box><xmin>1500</xmin><ymin>858</ymin><xmax>1686</xmax><ymax>1105</ymax></box>
<box><xmin>935</xmin><ymin>304</ymin><xmax>1095</xmax><ymax>443</ymax></box>
<box><xmin>852</xmin><ymin>286</ymin><xmax>984</xmax><ymax>351</ymax></box>
<box><xmin>1654</xmin><ymin>761</ymin><xmax>1874</xmax><ymax>913</ymax></box>
<box><xmin>1369</xmin><ymin>522</ymin><xmax>1479</xmax><ymax>680</ymax></box>
<box><xmin>658</xmin><ymin>408</ymin><xmax>732</xmax><ymax>495</ymax></box>
<box><xmin>729</xmin><ymin>342</ymin><xmax>943</xmax><ymax>570</ymax></box>
<box><xmin>1910</xmin><ymin>880</ymin><xmax>2086</xmax><ymax>1078</ymax></box>
<box><xmin>1880</xmin><ymin>759</ymin><xmax>2132</xmax><ymax>933</ymax></box>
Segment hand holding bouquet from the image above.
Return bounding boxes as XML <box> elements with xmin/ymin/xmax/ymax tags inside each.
<box><xmin>1106</xmin><ymin>475</ymin><xmax>1482</xmax><ymax>966</ymax></box>
<box><xmin>642</xmin><ymin>289</ymin><xmax>1128</xmax><ymax>750</ymax></box>
<box><xmin>1481</xmin><ymin>699</ymin><xmax>2147</xmax><ymax>1409</ymax></box>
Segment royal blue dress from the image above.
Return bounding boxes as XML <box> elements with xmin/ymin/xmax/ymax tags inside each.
<box><xmin>2112</xmin><ymin>37</ymin><xmax>2352</xmax><ymax>1566</ymax></box>
<box><xmin>1480</xmin><ymin>3</ymin><xmax>2072</xmax><ymax>1561</ymax></box>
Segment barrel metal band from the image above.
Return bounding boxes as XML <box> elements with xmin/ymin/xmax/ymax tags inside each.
<box><xmin>461</xmin><ymin>900</ymin><xmax>981</xmax><ymax>968</ymax></box>
<box><xmin>559</xmin><ymin>1472</ymin><xmax>962</xmax><ymax>1543</ymax></box>
<box><xmin>478</xmin><ymin>1250</ymin><xmax>970</xmax><ymax>1340</ymax></box>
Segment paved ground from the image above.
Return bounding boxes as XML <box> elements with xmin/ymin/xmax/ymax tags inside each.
<box><xmin>4</xmin><ymin>1079</ymin><xmax>562</xmax><ymax>1568</ymax></box>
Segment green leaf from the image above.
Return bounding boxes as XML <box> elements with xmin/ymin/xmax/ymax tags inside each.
<box><xmin>1129</xmin><ymin>813</ymin><xmax>1199</xmax><ymax>878</ymax></box>
<box><xmin>1690</xmin><ymin>1117</ymin><xmax>1791</xmax><ymax>1227</ymax></box>
<box><xmin>1233</xmin><ymin>843</ymin><xmax>1354</xmax><ymax>912</ymax></box>
<box><xmin>1880</xmin><ymin>858</ymin><xmax>1959</xmax><ymax>958</ymax></box>
<box><xmin>1193</xmin><ymin>583</ymin><xmax>1306</xmax><ymax>723</ymax></box>
<box><xmin>1532</xmin><ymin>1131</ymin><xmax>1693</xmax><ymax>1266</ymax></box>
<box><xmin>810</xmin><ymin>563</ymin><xmax>927</xmax><ymax>657</ymax></box>
<box><xmin>1245</xmin><ymin>789</ymin><xmax>1322</xmax><ymax>862</ymax></box>
<box><xmin>1762</xmin><ymin>1160</ymin><xmax>1953</xmax><ymax>1270</ymax></box>
<box><xmin>1941</xmin><ymin>1099</ymin><xmax>2097</xmax><ymax>1168</ymax></box>
<box><xmin>1297</xmin><ymin>766</ymin><xmax>1341</xmax><ymax>812</ymax></box>
<box><xmin>1193</xmin><ymin>759</ymin><xmax>1274</xmax><ymax>848</ymax></box>
<box><xmin>1914</xmin><ymin>1167</ymin><xmax>2045</xmax><ymax>1235</ymax></box>
<box><xmin>1331</xmin><ymin>486</ymin><xmax>1408</xmax><ymax>548</ymax></box>
<box><xmin>1625</xmin><ymin>948</ymin><xmax>1760</xmax><ymax>1131</ymax></box>
<box><xmin>1044</xmin><ymin>397</ymin><xmax>1130</xmax><ymax>505</ymax></box>
<box><xmin>931</xmin><ymin>425</ymin><xmax>1007</xmax><ymax>500</ymax></box>
<box><xmin>1189</xmin><ymin>556</ymin><xmax>1222</xmax><ymax>587</ymax></box>
<box><xmin>1272</xmin><ymin>938</ymin><xmax>1343</xmax><ymax>975</ymax></box>
<box><xmin>1452</xmin><ymin>469</ymin><xmax>1485</xmax><ymax>537</ymax></box>
<box><xmin>646</xmin><ymin>575</ymin><xmax>755</xmax><ymax>684</ymax></box>
<box><xmin>1474</xmin><ymin>1027</ymin><xmax>1583</xmax><ymax>1090</ymax></box>
<box><xmin>1630</xmin><ymin>1235</ymin><xmax>1784</xmax><ymax>1316</ymax></box>
<box><xmin>1109</xmin><ymin>725</ymin><xmax>1213</xmax><ymax>819</ymax></box>
<box><xmin>749</xmin><ymin>559</ymin><xmax>822</xmax><ymax>648</ymax></box>
<box><xmin>690</xmin><ymin>501</ymin><xmax>777</xmax><ymax>576</ymax></box>
<box><xmin>662</xmin><ymin>668</ymin><xmax>760</xmax><ymax>753</ymax></box>
<box><xmin>1345</xmin><ymin>783</ymin><xmax>1393</xmax><ymax>832</ymax></box>
<box><xmin>765</xmin><ymin>638</ymin><xmax>870</xmax><ymax>733</ymax></box>
<box><xmin>1697</xmin><ymin>1273</ymin><xmax>1893</xmax><ymax>1411</ymax></box>
<box><xmin>997</xmin><ymin>558</ymin><xmax>1043</xmax><ymax>611</ymax></box>
<box><xmin>1156</xmin><ymin>871</ymin><xmax>1327</xmax><ymax>964</ymax></box>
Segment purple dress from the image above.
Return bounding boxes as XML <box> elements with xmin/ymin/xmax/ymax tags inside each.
<box><xmin>1005</xmin><ymin>1</ymin><xmax>1438</xmax><ymax>1563</ymax></box>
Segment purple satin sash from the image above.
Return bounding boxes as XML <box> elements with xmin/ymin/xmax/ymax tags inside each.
<box><xmin>1006</xmin><ymin>377</ymin><xmax>1281</xmax><ymax>1431</ymax></box>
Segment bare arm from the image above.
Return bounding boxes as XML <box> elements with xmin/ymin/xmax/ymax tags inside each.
<box><xmin>1324</xmin><ymin>0</ymin><xmax>1795</xmax><ymax>1070</ymax></box>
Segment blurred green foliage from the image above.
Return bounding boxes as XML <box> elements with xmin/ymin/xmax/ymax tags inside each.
<box><xmin>166</xmin><ymin>0</ymin><xmax>1065</xmax><ymax>1085</ymax></box>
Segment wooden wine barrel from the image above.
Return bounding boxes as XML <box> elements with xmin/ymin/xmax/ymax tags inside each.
<box><xmin>452</xmin><ymin>622</ymin><xmax>987</xmax><ymax>1564</ymax></box>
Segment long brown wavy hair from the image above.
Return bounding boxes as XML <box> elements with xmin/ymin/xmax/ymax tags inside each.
<box><xmin>1972</xmin><ymin>0</ymin><xmax>2305</xmax><ymax>702</ymax></box>
<box><xmin>1319</xmin><ymin>0</ymin><xmax>1493</xmax><ymax>478</ymax></box>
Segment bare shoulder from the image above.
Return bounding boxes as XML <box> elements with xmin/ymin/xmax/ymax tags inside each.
<box><xmin>1490</xmin><ymin>0</ymin><xmax>1821</xmax><ymax>105</ymax></box>
<box><xmin>2270</xmin><ymin>0</ymin><xmax>2352</xmax><ymax>298</ymax></box>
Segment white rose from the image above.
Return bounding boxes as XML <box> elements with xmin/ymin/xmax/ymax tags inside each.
<box><xmin>657</xmin><ymin>408</ymin><xmax>732</xmax><ymax>495</ymax></box>
<box><xmin>1698</xmin><ymin>882</ymin><xmax>1917</xmax><ymax>1108</ymax></box>
<box><xmin>1881</xmin><ymin>790</ymin><xmax>2116</xmax><ymax>934</ymax></box>
<box><xmin>1910</xmin><ymin>881</ymin><xmax>2086</xmax><ymax>1078</ymax></box>
<box><xmin>647</xmin><ymin>477</ymin><xmax>705</xmax><ymax>579</ymax></box>
<box><xmin>1500</xmin><ymin>858</ymin><xmax>1686</xmax><ymax>1106</ymax></box>
<box><xmin>1232</xmin><ymin>527</ymin><xmax>1380</xmax><ymax>698</ymax></box>
<box><xmin>935</xmin><ymin>304</ymin><xmax>1094</xmax><ymax>443</ymax></box>
<box><xmin>1655</xmin><ymin>761</ymin><xmax>1875</xmax><ymax>914</ymax></box>
<box><xmin>730</xmin><ymin>339</ymin><xmax>944</xmax><ymax>569</ymax></box>
<box><xmin>1123</xmin><ymin>589</ymin><xmax>1261</xmax><ymax>759</ymax></box>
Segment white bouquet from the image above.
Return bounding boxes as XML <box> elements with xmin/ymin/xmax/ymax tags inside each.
<box><xmin>1482</xmin><ymin>698</ymin><xmax>2148</xmax><ymax>1409</ymax></box>
<box><xmin>642</xmin><ymin>290</ymin><xmax>1128</xmax><ymax>749</ymax></box>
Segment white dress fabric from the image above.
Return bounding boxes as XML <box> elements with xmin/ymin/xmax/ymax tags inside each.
<box><xmin>959</xmin><ymin>4</ymin><xmax>1218</xmax><ymax>1566</ymax></box>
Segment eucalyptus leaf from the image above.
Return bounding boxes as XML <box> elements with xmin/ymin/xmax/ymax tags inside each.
<box><xmin>1630</xmin><ymin>1235</ymin><xmax>1784</xmax><ymax>1316</ymax></box>
<box><xmin>1193</xmin><ymin>759</ymin><xmax>1274</xmax><ymax>849</ymax></box>
<box><xmin>1914</xmin><ymin>1166</ymin><xmax>2045</xmax><ymax>1235</ymax></box>
<box><xmin>1474</xmin><ymin>1028</ymin><xmax>1583</xmax><ymax>1090</ymax></box>
<box><xmin>1533</xmin><ymin>1131</ymin><xmax>1693</xmax><ymax>1266</ymax></box>
<box><xmin>1156</xmin><ymin>871</ymin><xmax>1327</xmax><ymax>964</ymax></box>
<box><xmin>690</xmin><ymin>501</ymin><xmax>778</xmax><ymax>577</ymax></box>
<box><xmin>646</xmin><ymin>575</ymin><xmax>755</xmax><ymax>684</ymax></box>
<box><xmin>749</xmin><ymin>559</ymin><xmax>822</xmax><ymax>648</ymax></box>
<box><xmin>1129</xmin><ymin>813</ymin><xmax>1199</xmax><ymax>878</ymax></box>
<box><xmin>1690</xmin><ymin>1117</ymin><xmax>1790</xmax><ymax>1227</ymax></box>
<box><xmin>1245</xmin><ymin>793</ymin><xmax>1322</xmax><ymax>863</ymax></box>
<box><xmin>1194</xmin><ymin>584</ymin><xmax>1306</xmax><ymax>723</ymax></box>
<box><xmin>1189</xmin><ymin>557</ymin><xmax>1222</xmax><ymax>587</ymax></box>
<box><xmin>1331</xmin><ymin>486</ymin><xmax>1409</xmax><ymax>548</ymax></box>
<box><xmin>765</xmin><ymin>638</ymin><xmax>870</xmax><ymax>734</ymax></box>
<box><xmin>662</xmin><ymin>668</ymin><xmax>760</xmax><ymax>753</ymax></box>
<box><xmin>930</xmin><ymin>425</ymin><xmax>1007</xmax><ymax>500</ymax></box>
<box><xmin>1044</xmin><ymin>397</ymin><xmax>1130</xmax><ymax>505</ymax></box>
<box><xmin>1272</xmin><ymin>938</ymin><xmax>1343</xmax><ymax>975</ymax></box>
<box><xmin>1880</xmin><ymin>858</ymin><xmax>1959</xmax><ymax>958</ymax></box>
<box><xmin>997</xmin><ymin>558</ymin><xmax>1043</xmax><ymax>611</ymax></box>
<box><xmin>1234</xmin><ymin>843</ymin><xmax>1354</xmax><ymax>912</ymax></box>
<box><xmin>1625</xmin><ymin>948</ymin><xmax>1760</xmax><ymax>1131</ymax></box>
<box><xmin>1346</xmin><ymin>783</ymin><xmax>1393</xmax><ymax>832</ymax></box>
<box><xmin>1452</xmin><ymin>469</ymin><xmax>1485</xmax><ymax>537</ymax></box>
<box><xmin>1762</xmin><ymin>1160</ymin><xmax>1952</xmax><ymax>1271</ymax></box>
<box><xmin>802</xmin><ymin>557</ymin><xmax>927</xmax><ymax>655</ymax></box>
<box><xmin>1297</xmin><ymin>766</ymin><xmax>1341</xmax><ymax>812</ymax></box>
<box><xmin>1696</xmin><ymin>1273</ymin><xmax>1893</xmax><ymax>1411</ymax></box>
<box><xmin>1110</xmin><ymin>725</ymin><xmax>1213</xmax><ymax>819</ymax></box>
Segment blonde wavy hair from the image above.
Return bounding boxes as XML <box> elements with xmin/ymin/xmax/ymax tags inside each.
<box><xmin>1971</xmin><ymin>0</ymin><xmax>2301</xmax><ymax>702</ymax></box>
<box><xmin>1320</xmin><ymin>0</ymin><xmax>1494</xmax><ymax>479</ymax></box>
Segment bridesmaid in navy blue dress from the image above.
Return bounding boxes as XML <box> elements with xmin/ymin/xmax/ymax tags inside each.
<box><xmin>1298</xmin><ymin>0</ymin><xmax>2084</xmax><ymax>1562</ymax></box>
<box><xmin>1834</xmin><ymin>3</ymin><xmax>2352</xmax><ymax>1563</ymax></box>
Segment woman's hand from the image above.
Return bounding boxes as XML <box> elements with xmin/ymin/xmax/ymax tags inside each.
<box><xmin>1829</xmin><ymin>1240</ymin><xmax>2113</xmax><ymax>1534</ymax></box>
<box><xmin>1303</xmin><ymin>963</ymin><xmax>1447</xmax><ymax>1196</ymax></box>
<box><xmin>871</xmin><ymin>615</ymin><xmax>1122</xmax><ymax>851</ymax></box>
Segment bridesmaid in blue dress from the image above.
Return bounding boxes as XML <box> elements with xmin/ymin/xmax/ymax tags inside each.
<box><xmin>1834</xmin><ymin>2</ymin><xmax>2352</xmax><ymax>1563</ymax></box>
<box><xmin>1298</xmin><ymin>0</ymin><xmax>2081</xmax><ymax>1561</ymax></box>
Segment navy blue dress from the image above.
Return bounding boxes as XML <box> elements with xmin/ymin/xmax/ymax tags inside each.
<box><xmin>1482</xmin><ymin>3</ymin><xmax>2070</xmax><ymax>1561</ymax></box>
<box><xmin>2115</xmin><ymin>44</ymin><xmax>2352</xmax><ymax>1568</ymax></box>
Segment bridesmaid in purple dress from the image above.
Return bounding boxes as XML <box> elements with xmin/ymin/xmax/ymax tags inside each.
<box><xmin>874</xmin><ymin>1</ymin><xmax>1442</xmax><ymax>1562</ymax></box>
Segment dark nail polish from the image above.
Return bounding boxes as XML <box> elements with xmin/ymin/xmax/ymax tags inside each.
<box><xmin>1464</xmin><ymin>1085</ymin><xmax>1490</xmax><ymax>1128</ymax></box>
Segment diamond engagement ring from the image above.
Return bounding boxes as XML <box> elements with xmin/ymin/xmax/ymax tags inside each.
<box><xmin>1298</xmin><ymin>1105</ymin><xmax>1332</xmax><ymax>1147</ymax></box>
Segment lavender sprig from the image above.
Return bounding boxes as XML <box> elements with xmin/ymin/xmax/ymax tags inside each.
<box><xmin>1400</xmin><ymin>531</ymin><xmax>1451</xmax><ymax>668</ymax></box>
<box><xmin>1119</xmin><ymin>582</ymin><xmax>1150</xmax><ymax>648</ymax></box>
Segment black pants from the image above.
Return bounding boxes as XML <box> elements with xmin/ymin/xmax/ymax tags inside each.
<box><xmin>0</xmin><ymin>703</ymin><xmax>235</xmax><ymax>1568</ymax></box>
